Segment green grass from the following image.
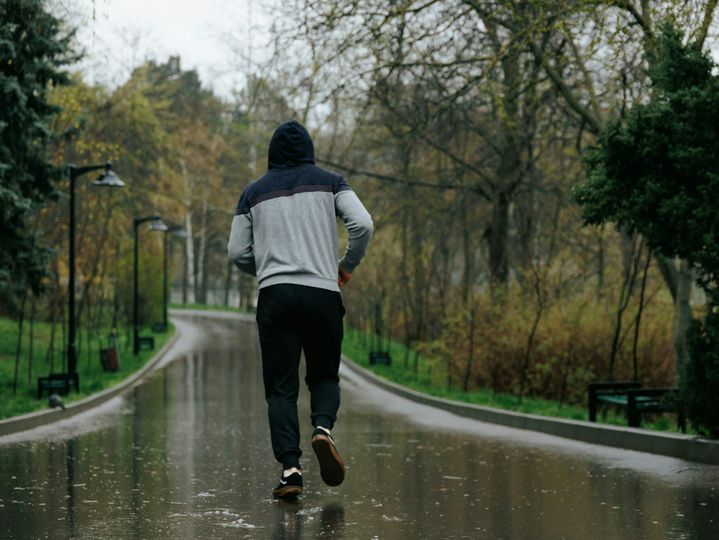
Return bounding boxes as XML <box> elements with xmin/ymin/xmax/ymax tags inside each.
<box><xmin>342</xmin><ymin>327</ymin><xmax>687</xmax><ymax>433</ymax></box>
<box><xmin>0</xmin><ymin>317</ymin><xmax>174</xmax><ymax>420</ymax></box>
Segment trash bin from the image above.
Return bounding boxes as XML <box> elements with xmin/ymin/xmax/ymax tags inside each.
<box><xmin>100</xmin><ymin>328</ymin><xmax>121</xmax><ymax>372</ymax></box>
<box><xmin>100</xmin><ymin>347</ymin><xmax>119</xmax><ymax>371</ymax></box>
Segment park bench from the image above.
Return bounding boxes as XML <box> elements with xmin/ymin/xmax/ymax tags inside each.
<box><xmin>37</xmin><ymin>372</ymin><xmax>79</xmax><ymax>399</ymax></box>
<box><xmin>369</xmin><ymin>351</ymin><xmax>391</xmax><ymax>365</ymax></box>
<box><xmin>588</xmin><ymin>381</ymin><xmax>686</xmax><ymax>432</ymax></box>
<box><xmin>137</xmin><ymin>335</ymin><xmax>155</xmax><ymax>350</ymax></box>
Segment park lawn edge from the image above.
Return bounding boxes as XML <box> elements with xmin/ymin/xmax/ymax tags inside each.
<box><xmin>0</xmin><ymin>323</ymin><xmax>180</xmax><ymax>428</ymax></box>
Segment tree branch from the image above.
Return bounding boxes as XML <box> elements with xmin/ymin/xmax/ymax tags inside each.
<box><xmin>316</xmin><ymin>158</ymin><xmax>489</xmax><ymax>198</ymax></box>
<box><xmin>696</xmin><ymin>0</ymin><xmax>719</xmax><ymax>49</ymax></box>
<box><xmin>527</xmin><ymin>40</ymin><xmax>602</xmax><ymax>133</ymax></box>
<box><xmin>613</xmin><ymin>0</ymin><xmax>653</xmax><ymax>37</ymax></box>
<box><xmin>565</xmin><ymin>30</ymin><xmax>603</xmax><ymax>125</ymax></box>
<box><xmin>654</xmin><ymin>253</ymin><xmax>678</xmax><ymax>303</ymax></box>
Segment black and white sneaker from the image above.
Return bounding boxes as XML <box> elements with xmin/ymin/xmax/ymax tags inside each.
<box><xmin>272</xmin><ymin>471</ymin><xmax>303</xmax><ymax>500</ymax></box>
<box><xmin>311</xmin><ymin>428</ymin><xmax>345</xmax><ymax>486</ymax></box>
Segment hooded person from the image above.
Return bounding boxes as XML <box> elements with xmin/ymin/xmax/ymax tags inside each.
<box><xmin>228</xmin><ymin>120</ymin><xmax>373</xmax><ymax>499</ymax></box>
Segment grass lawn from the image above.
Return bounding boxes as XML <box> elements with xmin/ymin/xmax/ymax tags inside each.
<box><xmin>0</xmin><ymin>317</ymin><xmax>174</xmax><ymax>420</ymax></box>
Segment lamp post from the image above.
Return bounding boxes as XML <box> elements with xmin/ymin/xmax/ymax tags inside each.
<box><xmin>133</xmin><ymin>215</ymin><xmax>167</xmax><ymax>355</ymax></box>
<box><xmin>160</xmin><ymin>225</ymin><xmax>187</xmax><ymax>331</ymax></box>
<box><xmin>67</xmin><ymin>163</ymin><xmax>125</xmax><ymax>389</ymax></box>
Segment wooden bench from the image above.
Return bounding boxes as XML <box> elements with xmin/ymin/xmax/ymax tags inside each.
<box><xmin>37</xmin><ymin>372</ymin><xmax>79</xmax><ymax>399</ymax></box>
<box><xmin>137</xmin><ymin>335</ymin><xmax>155</xmax><ymax>350</ymax></box>
<box><xmin>369</xmin><ymin>351</ymin><xmax>391</xmax><ymax>365</ymax></box>
<box><xmin>588</xmin><ymin>381</ymin><xmax>641</xmax><ymax>422</ymax></box>
<box><xmin>588</xmin><ymin>381</ymin><xmax>686</xmax><ymax>431</ymax></box>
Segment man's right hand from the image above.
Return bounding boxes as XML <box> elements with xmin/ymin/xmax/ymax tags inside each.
<box><xmin>338</xmin><ymin>266</ymin><xmax>352</xmax><ymax>288</ymax></box>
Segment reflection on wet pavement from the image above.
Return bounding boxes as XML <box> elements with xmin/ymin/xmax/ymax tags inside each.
<box><xmin>1</xmin><ymin>312</ymin><xmax>717</xmax><ymax>539</ymax></box>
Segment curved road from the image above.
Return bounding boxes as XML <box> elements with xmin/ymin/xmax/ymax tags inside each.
<box><xmin>1</xmin><ymin>311</ymin><xmax>718</xmax><ymax>539</ymax></box>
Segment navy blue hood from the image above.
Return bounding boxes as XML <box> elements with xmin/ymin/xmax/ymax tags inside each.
<box><xmin>268</xmin><ymin>120</ymin><xmax>315</xmax><ymax>169</ymax></box>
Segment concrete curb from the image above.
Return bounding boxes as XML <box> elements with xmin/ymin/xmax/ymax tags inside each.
<box><xmin>342</xmin><ymin>356</ymin><xmax>719</xmax><ymax>466</ymax></box>
<box><xmin>0</xmin><ymin>328</ymin><xmax>181</xmax><ymax>438</ymax></box>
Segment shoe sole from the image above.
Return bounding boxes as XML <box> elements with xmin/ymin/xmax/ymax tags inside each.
<box><xmin>311</xmin><ymin>434</ymin><xmax>345</xmax><ymax>486</ymax></box>
<box><xmin>272</xmin><ymin>485</ymin><xmax>302</xmax><ymax>500</ymax></box>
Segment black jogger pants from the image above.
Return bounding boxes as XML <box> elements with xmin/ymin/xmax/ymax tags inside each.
<box><xmin>256</xmin><ymin>283</ymin><xmax>345</xmax><ymax>469</ymax></box>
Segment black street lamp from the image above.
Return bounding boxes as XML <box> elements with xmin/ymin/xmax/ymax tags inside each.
<box><xmin>159</xmin><ymin>225</ymin><xmax>187</xmax><ymax>332</ymax></box>
<box><xmin>67</xmin><ymin>163</ymin><xmax>125</xmax><ymax>390</ymax></box>
<box><xmin>133</xmin><ymin>215</ymin><xmax>167</xmax><ymax>355</ymax></box>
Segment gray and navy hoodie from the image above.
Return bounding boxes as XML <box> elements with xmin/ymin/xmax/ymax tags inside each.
<box><xmin>228</xmin><ymin>121</ymin><xmax>373</xmax><ymax>292</ymax></box>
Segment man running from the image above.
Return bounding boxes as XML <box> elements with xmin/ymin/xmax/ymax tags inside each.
<box><xmin>228</xmin><ymin>120</ymin><xmax>373</xmax><ymax>499</ymax></box>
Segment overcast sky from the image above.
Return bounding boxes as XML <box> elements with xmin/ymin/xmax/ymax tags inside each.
<box><xmin>53</xmin><ymin>0</ymin><xmax>275</xmax><ymax>100</ymax></box>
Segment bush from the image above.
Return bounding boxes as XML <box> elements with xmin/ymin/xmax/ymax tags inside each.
<box><xmin>683</xmin><ymin>311</ymin><xmax>719</xmax><ymax>437</ymax></box>
<box><xmin>407</xmin><ymin>288</ymin><xmax>676</xmax><ymax>406</ymax></box>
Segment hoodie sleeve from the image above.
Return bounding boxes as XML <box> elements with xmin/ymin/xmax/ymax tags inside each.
<box><xmin>334</xmin><ymin>178</ymin><xmax>373</xmax><ymax>273</ymax></box>
<box><xmin>228</xmin><ymin>190</ymin><xmax>257</xmax><ymax>276</ymax></box>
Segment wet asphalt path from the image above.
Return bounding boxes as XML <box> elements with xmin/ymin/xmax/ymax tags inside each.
<box><xmin>1</xmin><ymin>311</ymin><xmax>718</xmax><ymax>539</ymax></box>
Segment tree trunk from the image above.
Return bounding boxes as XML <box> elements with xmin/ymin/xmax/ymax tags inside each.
<box><xmin>183</xmin><ymin>211</ymin><xmax>196</xmax><ymax>305</ymax></box>
<box><xmin>61</xmin><ymin>292</ymin><xmax>67</xmax><ymax>373</ymax></box>
<box><xmin>673</xmin><ymin>259</ymin><xmax>693</xmax><ymax>378</ymax></box>
<box><xmin>655</xmin><ymin>255</ymin><xmax>693</xmax><ymax>380</ymax></box>
<box><xmin>181</xmin><ymin>160</ymin><xmax>196</xmax><ymax>305</ymax></box>
<box><xmin>410</xmin><ymin>209</ymin><xmax>426</xmax><ymax>345</ymax></box>
<box><xmin>85</xmin><ymin>309</ymin><xmax>92</xmax><ymax>368</ymax></box>
<box><xmin>632</xmin><ymin>249</ymin><xmax>652</xmax><ymax>380</ymax></box>
<box><xmin>182</xmin><ymin>241</ymin><xmax>189</xmax><ymax>305</ymax></box>
<box><xmin>196</xmin><ymin>197</ymin><xmax>208</xmax><ymax>304</ymax></box>
<box><xmin>48</xmin><ymin>260</ymin><xmax>61</xmax><ymax>373</ymax></box>
<box><xmin>47</xmin><ymin>302</ymin><xmax>58</xmax><ymax>373</ymax></box>
<box><xmin>608</xmin><ymin>237</ymin><xmax>642</xmax><ymax>380</ymax></box>
<box><xmin>462</xmin><ymin>302</ymin><xmax>477</xmax><ymax>392</ymax></box>
<box><xmin>596</xmin><ymin>225</ymin><xmax>606</xmax><ymax>298</ymax></box>
<box><xmin>519</xmin><ymin>304</ymin><xmax>542</xmax><ymax>402</ymax></box>
<box><xmin>27</xmin><ymin>293</ymin><xmax>36</xmax><ymax>384</ymax></box>
<box><xmin>237</xmin><ymin>273</ymin><xmax>254</xmax><ymax>310</ymax></box>
<box><xmin>514</xmin><ymin>190</ymin><xmax>535</xmax><ymax>286</ymax></box>
<box><xmin>559</xmin><ymin>303</ymin><xmax>588</xmax><ymax>408</ymax></box>
<box><xmin>399</xmin><ymin>202</ymin><xmax>413</xmax><ymax>370</ymax></box>
<box><xmin>486</xmin><ymin>190</ymin><xmax>510</xmax><ymax>287</ymax></box>
<box><xmin>13</xmin><ymin>288</ymin><xmax>28</xmax><ymax>396</ymax></box>
<box><xmin>112</xmin><ymin>238</ymin><xmax>121</xmax><ymax>329</ymax></box>
<box><xmin>460</xmin><ymin>201</ymin><xmax>472</xmax><ymax>304</ymax></box>
<box><xmin>487</xmin><ymin>26</ymin><xmax>522</xmax><ymax>290</ymax></box>
<box><xmin>224</xmin><ymin>260</ymin><xmax>233</xmax><ymax>306</ymax></box>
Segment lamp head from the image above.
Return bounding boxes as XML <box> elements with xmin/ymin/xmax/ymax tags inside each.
<box><xmin>149</xmin><ymin>219</ymin><xmax>169</xmax><ymax>232</ymax></box>
<box><xmin>92</xmin><ymin>163</ymin><xmax>125</xmax><ymax>188</ymax></box>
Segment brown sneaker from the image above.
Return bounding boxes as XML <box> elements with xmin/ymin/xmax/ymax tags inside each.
<box><xmin>311</xmin><ymin>428</ymin><xmax>345</xmax><ymax>486</ymax></box>
<box><xmin>272</xmin><ymin>471</ymin><xmax>303</xmax><ymax>500</ymax></box>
